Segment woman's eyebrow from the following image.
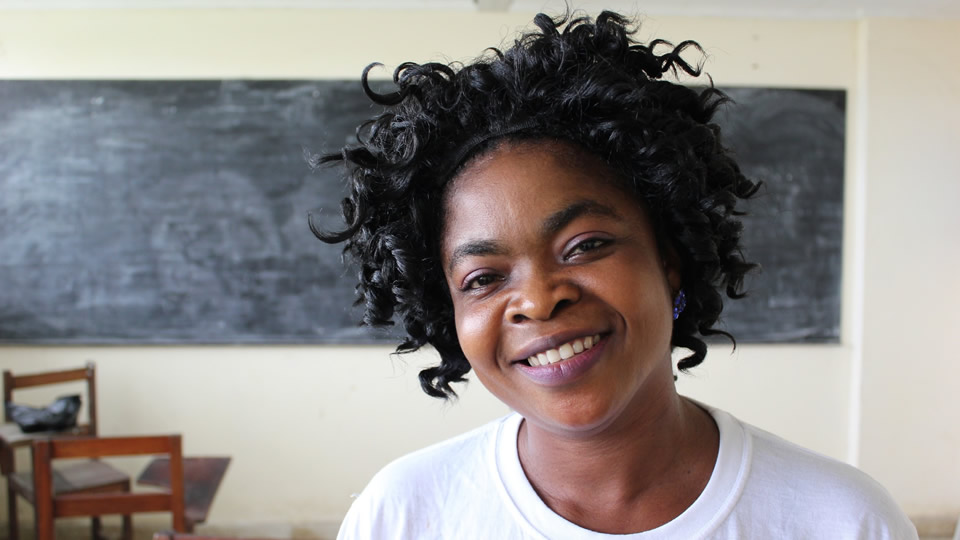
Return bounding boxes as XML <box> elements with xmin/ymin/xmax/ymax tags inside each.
<box><xmin>447</xmin><ymin>239</ymin><xmax>507</xmax><ymax>273</ymax></box>
<box><xmin>446</xmin><ymin>200</ymin><xmax>620</xmax><ymax>273</ymax></box>
<box><xmin>541</xmin><ymin>200</ymin><xmax>621</xmax><ymax>238</ymax></box>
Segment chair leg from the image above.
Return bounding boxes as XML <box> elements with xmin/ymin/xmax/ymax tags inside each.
<box><xmin>122</xmin><ymin>514</ymin><xmax>133</xmax><ymax>540</ymax></box>
<box><xmin>34</xmin><ymin>498</ymin><xmax>55</xmax><ymax>540</ymax></box>
<box><xmin>6</xmin><ymin>484</ymin><xmax>19</xmax><ymax>540</ymax></box>
<box><xmin>121</xmin><ymin>477</ymin><xmax>134</xmax><ymax>539</ymax></box>
<box><xmin>3</xmin><ymin>444</ymin><xmax>19</xmax><ymax>540</ymax></box>
<box><xmin>91</xmin><ymin>516</ymin><xmax>103</xmax><ymax>540</ymax></box>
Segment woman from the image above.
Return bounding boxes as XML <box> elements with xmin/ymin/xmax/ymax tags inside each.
<box><xmin>314</xmin><ymin>10</ymin><xmax>916</xmax><ymax>539</ymax></box>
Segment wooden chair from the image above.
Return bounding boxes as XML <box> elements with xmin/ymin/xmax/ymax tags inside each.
<box><xmin>17</xmin><ymin>435</ymin><xmax>186</xmax><ymax>540</ymax></box>
<box><xmin>153</xmin><ymin>534</ymin><xmax>277</xmax><ymax>540</ymax></box>
<box><xmin>1</xmin><ymin>363</ymin><xmax>131</xmax><ymax>540</ymax></box>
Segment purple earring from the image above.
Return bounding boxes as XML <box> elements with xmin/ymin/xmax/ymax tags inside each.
<box><xmin>673</xmin><ymin>289</ymin><xmax>686</xmax><ymax>320</ymax></box>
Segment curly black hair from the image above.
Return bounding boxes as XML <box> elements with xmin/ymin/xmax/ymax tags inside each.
<box><xmin>311</xmin><ymin>10</ymin><xmax>759</xmax><ymax>399</ymax></box>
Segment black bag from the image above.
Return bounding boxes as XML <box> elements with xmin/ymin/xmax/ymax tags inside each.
<box><xmin>5</xmin><ymin>395</ymin><xmax>82</xmax><ymax>433</ymax></box>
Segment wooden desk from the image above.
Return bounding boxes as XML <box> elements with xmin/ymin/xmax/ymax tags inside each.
<box><xmin>0</xmin><ymin>422</ymin><xmax>89</xmax><ymax>475</ymax></box>
<box><xmin>138</xmin><ymin>456</ymin><xmax>231</xmax><ymax>529</ymax></box>
<box><xmin>2</xmin><ymin>422</ymin><xmax>119</xmax><ymax>508</ymax></box>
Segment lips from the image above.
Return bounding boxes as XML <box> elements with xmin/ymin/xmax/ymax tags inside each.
<box><xmin>526</xmin><ymin>334</ymin><xmax>601</xmax><ymax>366</ymax></box>
<box><xmin>515</xmin><ymin>334</ymin><xmax>608</xmax><ymax>386</ymax></box>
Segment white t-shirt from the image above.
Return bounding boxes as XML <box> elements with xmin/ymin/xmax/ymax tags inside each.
<box><xmin>337</xmin><ymin>406</ymin><xmax>917</xmax><ymax>539</ymax></box>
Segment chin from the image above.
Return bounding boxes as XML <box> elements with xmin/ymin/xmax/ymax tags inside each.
<box><xmin>529</xmin><ymin>396</ymin><xmax>628</xmax><ymax>437</ymax></box>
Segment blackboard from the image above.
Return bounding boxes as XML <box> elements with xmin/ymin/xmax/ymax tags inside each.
<box><xmin>718</xmin><ymin>88</ymin><xmax>845</xmax><ymax>342</ymax></box>
<box><xmin>0</xmin><ymin>81</ymin><xmax>844</xmax><ymax>344</ymax></box>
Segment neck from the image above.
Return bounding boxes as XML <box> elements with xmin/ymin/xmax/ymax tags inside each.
<box><xmin>516</xmin><ymin>370</ymin><xmax>718</xmax><ymax>532</ymax></box>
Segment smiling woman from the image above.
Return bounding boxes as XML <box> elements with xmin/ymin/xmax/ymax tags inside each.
<box><xmin>442</xmin><ymin>140</ymin><xmax>681</xmax><ymax>440</ymax></box>
<box><xmin>312</xmin><ymin>9</ymin><xmax>917</xmax><ymax>539</ymax></box>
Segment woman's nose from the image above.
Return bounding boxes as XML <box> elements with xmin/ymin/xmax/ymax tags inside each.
<box><xmin>504</xmin><ymin>267</ymin><xmax>581</xmax><ymax>323</ymax></box>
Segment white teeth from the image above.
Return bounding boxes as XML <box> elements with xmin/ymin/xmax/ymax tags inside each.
<box><xmin>525</xmin><ymin>335</ymin><xmax>602</xmax><ymax>366</ymax></box>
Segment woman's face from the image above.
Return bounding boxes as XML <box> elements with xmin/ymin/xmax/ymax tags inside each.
<box><xmin>441</xmin><ymin>139</ymin><xmax>680</xmax><ymax>436</ymax></box>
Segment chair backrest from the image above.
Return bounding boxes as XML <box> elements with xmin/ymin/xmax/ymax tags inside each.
<box><xmin>32</xmin><ymin>434</ymin><xmax>186</xmax><ymax>539</ymax></box>
<box><xmin>2</xmin><ymin>362</ymin><xmax>98</xmax><ymax>436</ymax></box>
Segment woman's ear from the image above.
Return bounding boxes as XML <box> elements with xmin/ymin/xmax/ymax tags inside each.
<box><xmin>661</xmin><ymin>242</ymin><xmax>683</xmax><ymax>293</ymax></box>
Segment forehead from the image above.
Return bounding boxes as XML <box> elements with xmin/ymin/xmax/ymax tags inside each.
<box><xmin>440</xmin><ymin>139</ymin><xmax>637</xmax><ymax>247</ymax></box>
<box><xmin>445</xmin><ymin>139</ymin><xmax>622</xmax><ymax>204</ymax></box>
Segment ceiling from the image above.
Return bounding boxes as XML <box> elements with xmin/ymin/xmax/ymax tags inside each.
<box><xmin>0</xmin><ymin>0</ymin><xmax>957</xmax><ymax>19</ymax></box>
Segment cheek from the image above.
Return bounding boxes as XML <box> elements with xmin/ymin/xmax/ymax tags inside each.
<box><xmin>596</xmin><ymin>263</ymin><xmax>672</xmax><ymax>329</ymax></box>
<box><xmin>632</xmin><ymin>284</ymin><xmax>675</xmax><ymax>347</ymax></box>
<box><xmin>453</xmin><ymin>302</ymin><xmax>501</xmax><ymax>365</ymax></box>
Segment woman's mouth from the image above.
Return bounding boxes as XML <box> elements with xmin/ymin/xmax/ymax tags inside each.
<box><xmin>525</xmin><ymin>334</ymin><xmax>601</xmax><ymax>366</ymax></box>
<box><xmin>516</xmin><ymin>334</ymin><xmax>608</xmax><ymax>386</ymax></box>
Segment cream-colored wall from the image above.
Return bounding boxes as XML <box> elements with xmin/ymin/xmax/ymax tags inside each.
<box><xmin>0</xmin><ymin>7</ymin><xmax>954</xmax><ymax>532</ymax></box>
<box><xmin>858</xmin><ymin>19</ymin><xmax>960</xmax><ymax>516</ymax></box>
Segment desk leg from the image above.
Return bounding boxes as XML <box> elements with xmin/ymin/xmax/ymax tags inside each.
<box><xmin>2</xmin><ymin>445</ymin><xmax>18</xmax><ymax>540</ymax></box>
<box><xmin>121</xmin><ymin>478</ymin><xmax>133</xmax><ymax>540</ymax></box>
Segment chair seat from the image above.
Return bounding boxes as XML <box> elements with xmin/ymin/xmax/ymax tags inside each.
<box><xmin>9</xmin><ymin>460</ymin><xmax>129</xmax><ymax>503</ymax></box>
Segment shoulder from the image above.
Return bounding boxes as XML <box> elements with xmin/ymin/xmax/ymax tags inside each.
<box><xmin>744</xmin><ymin>420</ymin><xmax>896</xmax><ymax>506</ymax></box>
<box><xmin>369</xmin><ymin>412</ymin><xmax>505</xmax><ymax>487</ymax></box>
<box><xmin>336</xmin><ymin>414</ymin><xmax>514</xmax><ymax>540</ymax></box>
<box><xmin>728</xmin><ymin>415</ymin><xmax>917</xmax><ymax>539</ymax></box>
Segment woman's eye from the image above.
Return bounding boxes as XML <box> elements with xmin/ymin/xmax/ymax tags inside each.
<box><xmin>463</xmin><ymin>273</ymin><xmax>499</xmax><ymax>291</ymax></box>
<box><xmin>565</xmin><ymin>238</ymin><xmax>609</xmax><ymax>259</ymax></box>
